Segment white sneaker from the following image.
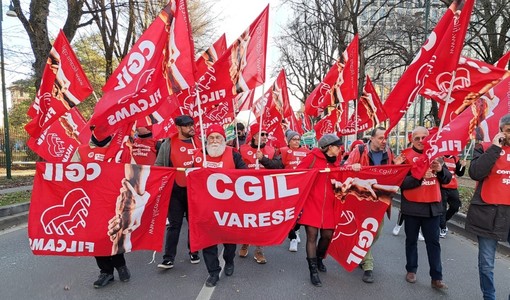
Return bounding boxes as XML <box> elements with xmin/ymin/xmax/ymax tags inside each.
<box><xmin>418</xmin><ymin>230</ymin><xmax>425</xmax><ymax>241</ymax></box>
<box><xmin>296</xmin><ymin>230</ymin><xmax>301</xmax><ymax>243</ymax></box>
<box><xmin>392</xmin><ymin>224</ymin><xmax>402</xmax><ymax>236</ymax></box>
<box><xmin>439</xmin><ymin>227</ymin><xmax>448</xmax><ymax>238</ymax></box>
<box><xmin>289</xmin><ymin>239</ymin><xmax>298</xmax><ymax>252</ymax></box>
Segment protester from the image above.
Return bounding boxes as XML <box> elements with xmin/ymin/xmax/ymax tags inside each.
<box><xmin>131</xmin><ymin>126</ymin><xmax>160</xmax><ymax>165</ymax></box>
<box><xmin>155</xmin><ymin>115</ymin><xmax>201</xmax><ymax>269</ymax></box>
<box><xmin>296</xmin><ymin>133</ymin><xmax>343</xmax><ymax>287</ymax></box>
<box><xmin>227</xmin><ymin>122</ymin><xmax>247</xmax><ymax>149</ymax></box>
<box><xmin>466</xmin><ymin>114</ymin><xmax>510</xmax><ymax>300</ymax></box>
<box><xmin>439</xmin><ymin>155</ymin><xmax>466</xmax><ymax>238</ymax></box>
<box><xmin>400</xmin><ymin>126</ymin><xmax>451</xmax><ymax>290</ymax></box>
<box><xmin>344</xmin><ymin>127</ymin><xmax>403</xmax><ymax>283</ymax></box>
<box><xmin>71</xmin><ymin>128</ymin><xmax>131</xmax><ymax>288</ymax></box>
<box><xmin>193</xmin><ymin>124</ymin><xmax>248</xmax><ymax>287</ymax></box>
<box><xmin>280</xmin><ymin>130</ymin><xmax>310</xmax><ymax>252</ymax></box>
<box><xmin>238</xmin><ymin>123</ymin><xmax>284</xmax><ymax>263</ymax></box>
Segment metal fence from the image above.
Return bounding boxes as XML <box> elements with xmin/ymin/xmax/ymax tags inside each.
<box><xmin>0</xmin><ymin>127</ymin><xmax>36</xmax><ymax>168</ymax></box>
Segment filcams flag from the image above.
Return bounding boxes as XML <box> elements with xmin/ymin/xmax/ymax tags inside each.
<box><xmin>25</xmin><ymin>30</ymin><xmax>93</xmax><ymax>138</ymax></box>
<box><xmin>304</xmin><ymin>34</ymin><xmax>359</xmax><ymax>117</ymax></box>
<box><xmin>314</xmin><ymin>109</ymin><xmax>340</xmax><ymax>141</ymax></box>
<box><xmin>187</xmin><ymin>168</ymin><xmax>318</xmax><ymax>252</ymax></box>
<box><xmin>90</xmin><ymin>0</ymin><xmax>196</xmax><ymax>140</ymax></box>
<box><xmin>27</xmin><ymin>107</ymin><xmax>88</xmax><ymax>163</ymax></box>
<box><xmin>28</xmin><ymin>163</ymin><xmax>176</xmax><ymax>256</ymax></box>
<box><xmin>383</xmin><ymin>0</ymin><xmax>461</xmax><ymax>134</ymax></box>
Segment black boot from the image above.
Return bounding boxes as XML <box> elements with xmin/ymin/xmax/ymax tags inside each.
<box><xmin>306</xmin><ymin>257</ymin><xmax>322</xmax><ymax>287</ymax></box>
<box><xmin>317</xmin><ymin>257</ymin><xmax>327</xmax><ymax>272</ymax></box>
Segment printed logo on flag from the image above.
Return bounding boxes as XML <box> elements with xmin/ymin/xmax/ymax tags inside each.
<box><xmin>47</xmin><ymin>133</ymin><xmax>65</xmax><ymax>158</ymax></box>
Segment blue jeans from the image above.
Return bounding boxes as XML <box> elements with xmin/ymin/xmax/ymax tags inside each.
<box><xmin>477</xmin><ymin>233</ymin><xmax>510</xmax><ymax>300</ymax></box>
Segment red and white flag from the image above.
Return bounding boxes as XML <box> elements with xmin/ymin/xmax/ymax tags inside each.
<box><xmin>340</xmin><ymin>76</ymin><xmax>387</xmax><ymax>135</ymax></box>
<box><xmin>305</xmin><ymin>34</ymin><xmax>359</xmax><ymax>117</ymax></box>
<box><xmin>326</xmin><ymin>165</ymin><xmax>410</xmax><ymax>271</ymax></box>
<box><xmin>187</xmin><ymin>168</ymin><xmax>318</xmax><ymax>252</ymax></box>
<box><xmin>195</xmin><ymin>33</ymin><xmax>227</xmax><ymax>76</ymax></box>
<box><xmin>314</xmin><ymin>109</ymin><xmax>340</xmax><ymax>141</ymax></box>
<box><xmin>383</xmin><ymin>1</ymin><xmax>460</xmax><ymax>134</ymax></box>
<box><xmin>495</xmin><ymin>51</ymin><xmax>510</xmax><ymax>70</ymax></box>
<box><xmin>28</xmin><ymin>162</ymin><xmax>176</xmax><ymax>256</ymax></box>
<box><xmin>25</xmin><ymin>30</ymin><xmax>93</xmax><ymax>138</ymax></box>
<box><xmin>27</xmin><ymin>107</ymin><xmax>88</xmax><ymax>163</ymax></box>
<box><xmin>423</xmin><ymin>75</ymin><xmax>510</xmax><ymax>161</ymax></box>
<box><xmin>90</xmin><ymin>0</ymin><xmax>196</xmax><ymax>140</ymax></box>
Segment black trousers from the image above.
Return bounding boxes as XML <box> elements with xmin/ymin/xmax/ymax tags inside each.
<box><xmin>439</xmin><ymin>188</ymin><xmax>461</xmax><ymax>229</ymax></box>
<box><xmin>163</xmin><ymin>184</ymin><xmax>196</xmax><ymax>261</ymax></box>
<box><xmin>203</xmin><ymin>244</ymin><xmax>236</xmax><ymax>276</ymax></box>
<box><xmin>95</xmin><ymin>254</ymin><xmax>126</xmax><ymax>275</ymax></box>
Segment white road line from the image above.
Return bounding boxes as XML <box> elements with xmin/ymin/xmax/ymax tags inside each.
<box><xmin>195</xmin><ymin>248</ymin><xmax>226</xmax><ymax>300</ymax></box>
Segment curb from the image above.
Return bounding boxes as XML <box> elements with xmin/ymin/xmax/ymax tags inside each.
<box><xmin>392</xmin><ymin>196</ymin><xmax>510</xmax><ymax>257</ymax></box>
<box><xmin>0</xmin><ymin>202</ymin><xmax>30</xmax><ymax>231</ymax></box>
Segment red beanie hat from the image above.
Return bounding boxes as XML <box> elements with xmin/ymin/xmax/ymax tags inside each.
<box><xmin>249</xmin><ymin>123</ymin><xmax>268</xmax><ymax>136</ymax></box>
<box><xmin>206</xmin><ymin>124</ymin><xmax>226</xmax><ymax>139</ymax></box>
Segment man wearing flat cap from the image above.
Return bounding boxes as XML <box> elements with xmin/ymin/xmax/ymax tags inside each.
<box><xmin>155</xmin><ymin>115</ymin><xmax>202</xmax><ymax>269</ymax></box>
<box><xmin>192</xmin><ymin>124</ymin><xmax>247</xmax><ymax>287</ymax></box>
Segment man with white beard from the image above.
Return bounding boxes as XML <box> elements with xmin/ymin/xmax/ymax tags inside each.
<box><xmin>193</xmin><ymin>124</ymin><xmax>247</xmax><ymax>287</ymax></box>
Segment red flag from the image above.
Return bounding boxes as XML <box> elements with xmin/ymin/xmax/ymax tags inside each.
<box><xmin>27</xmin><ymin>108</ymin><xmax>88</xmax><ymax>162</ymax></box>
<box><xmin>25</xmin><ymin>30</ymin><xmax>93</xmax><ymax>137</ymax></box>
<box><xmin>424</xmin><ymin>75</ymin><xmax>510</xmax><ymax>161</ymax></box>
<box><xmin>326</xmin><ymin>165</ymin><xmax>410</xmax><ymax>271</ymax></box>
<box><xmin>195</xmin><ymin>33</ymin><xmax>227</xmax><ymax>76</ymax></box>
<box><xmin>235</xmin><ymin>89</ymin><xmax>255</xmax><ymax>112</ymax></box>
<box><xmin>305</xmin><ymin>34</ymin><xmax>359</xmax><ymax>117</ymax></box>
<box><xmin>193</xmin><ymin>6</ymin><xmax>269</xmax><ymax>112</ymax></box>
<box><xmin>314</xmin><ymin>109</ymin><xmax>339</xmax><ymax>141</ymax></box>
<box><xmin>422</xmin><ymin>56</ymin><xmax>510</xmax><ymax>125</ymax></box>
<box><xmin>28</xmin><ymin>162</ymin><xmax>176</xmax><ymax>256</ymax></box>
<box><xmin>383</xmin><ymin>1</ymin><xmax>460</xmax><ymax>133</ymax></box>
<box><xmin>90</xmin><ymin>0</ymin><xmax>196</xmax><ymax>140</ymax></box>
<box><xmin>495</xmin><ymin>50</ymin><xmax>510</xmax><ymax>70</ymax></box>
<box><xmin>340</xmin><ymin>76</ymin><xmax>387</xmax><ymax>136</ymax></box>
<box><xmin>421</xmin><ymin>0</ymin><xmax>474</xmax><ymax>96</ymax></box>
<box><xmin>187</xmin><ymin>168</ymin><xmax>318</xmax><ymax>252</ymax></box>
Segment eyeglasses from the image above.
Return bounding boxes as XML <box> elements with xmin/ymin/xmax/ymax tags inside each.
<box><xmin>259</xmin><ymin>132</ymin><xmax>267</xmax><ymax>137</ymax></box>
<box><xmin>413</xmin><ymin>136</ymin><xmax>426</xmax><ymax>141</ymax></box>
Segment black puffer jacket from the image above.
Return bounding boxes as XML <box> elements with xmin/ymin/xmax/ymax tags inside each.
<box><xmin>466</xmin><ymin>144</ymin><xmax>510</xmax><ymax>241</ymax></box>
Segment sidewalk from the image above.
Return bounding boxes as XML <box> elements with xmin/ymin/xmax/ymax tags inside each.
<box><xmin>0</xmin><ymin>185</ymin><xmax>32</xmax><ymax>231</ymax></box>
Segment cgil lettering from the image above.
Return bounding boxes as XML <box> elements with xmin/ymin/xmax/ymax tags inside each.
<box><xmin>346</xmin><ymin>218</ymin><xmax>378</xmax><ymax>265</ymax></box>
<box><xmin>207</xmin><ymin>173</ymin><xmax>299</xmax><ymax>201</ymax></box>
<box><xmin>43</xmin><ymin>163</ymin><xmax>101</xmax><ymax>182</ymax></box>
<box><xmin>114</xmin><ymin>40</ymin><xmax>155</xmax><ymax>91</ymax></box>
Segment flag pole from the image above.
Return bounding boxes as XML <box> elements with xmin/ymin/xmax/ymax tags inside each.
<box><xmin>195</xmin><ymin>85</ymin><xmax>207</xmax><ymax>167</ymax></box>
<box><xmin>255</xmin><ymin>85</ymin><xmax>266</xmax><ymax>170</ymax></box>
<box><xmin>438</xmin><ymin>71</ymin><xmax>457</xmax><ymax>132</ymax></box>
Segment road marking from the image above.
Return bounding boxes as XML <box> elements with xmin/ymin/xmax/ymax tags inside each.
<box><xmin>0</xmin><ymin>223</ymin><xmax>27</xmax><ymax>236</ymax></box>
<box><xmin>195</xmin><ymin>248</ymin><xmax>226</xmax><ymax>300</ymax></box>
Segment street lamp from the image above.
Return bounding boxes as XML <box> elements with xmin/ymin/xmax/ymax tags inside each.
<box><xmin>1</xmin><ymin>2</ymin><xmax>15</xmax><ymax>179</ymax></box>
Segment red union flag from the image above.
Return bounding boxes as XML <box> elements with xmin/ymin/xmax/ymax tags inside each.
<box><xmin>187</xmin><ymin>168</ymin><xmax>318</xmax><ymax>252</ymax></box>
<box><xmin>305</xmin><ymin>34</ymin><xmax>358</xmax><ymax>117</ymax></box>
<box><xmin>326</xmin><ymin>165</ymin><xmax>410</xmax><ymax>271</ymax></box>
<box><xmin>340</xmin><ymin>76</ymin><xmax>387</xmax><ymax>135</ymax></box>
<box><xmin>495</xmin><ymin>51</ymin><xmax>510</xmax><ymax>70</ymax></box>
<box><xmin>25</xmin><ymin>30</ymin><xmax>93</xmax><ymax>138</ymax></box>
<box><xmin>424</xmin><ymin>75</ymin><xmax>510</xmax><ymax>161</ymax></box>
<box><xmin>27</xmin><ymin>107</ymin><xmax>88</xmax><ymax>162</ymax></box>
<box><xmin>28</xmin><ymin>162</ymin><xmax>176</xmax><ymax>256</ymax></box>
<box><xmin>314</xmin><ymin>109</ymin><xmax>339</xmax><ymax>141</ymax></box>
<box><xmin>195</xmin><ymin>33</ymin><xmax>227</xmax><ymax>76</ymax></box>
<box><xmin>383</xmin><ymin>1</ymin><xmax>460</xmax><ymax>134</ymax></box>
<box><xmin>90</xmin><ymin>0</ymin><xmax>196</xmax><ymax>140</ymax></box>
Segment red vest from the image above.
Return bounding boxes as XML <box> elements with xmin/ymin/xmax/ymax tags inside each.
<box><xmin>401</xmin><ymin>148</ymin><xmax>441</xmax><ymax>203</ymax></box>
<box><xmin>77</xmin><ymin>144</ymin><xmax>115</xmax><ymax>162</ymax></box>
<box><xmin>131</xmin><ymin>137</ymin><xmax>158</xmax><ymax>165</ymax></box>
<box><xmin>170</xmin><ymin>137</ymin><xmax>197</xmax><ymax>187</ymax></box>
<box><xmin>481</xmin><ymin>146</ymin><xmax>510</xmax><ymax>205</ymax></box>
<box><xmin>193</xmin><ymin>147</ymin><xmax>236</xmax><ymax>169</ymax></box>
<box><xmin>239</xmin><ymin>144</ymin><xmax>276</xmax><ymax>169</ymax></box>
<box><xmin>441</xmin><ymin>156</ymin><xmax>459</xmax><ymax>189</ymax></box>
<box><xmin>280</xmin><ymin>146</ymin><xmax>310</xmax><ymax>169</ymax></box>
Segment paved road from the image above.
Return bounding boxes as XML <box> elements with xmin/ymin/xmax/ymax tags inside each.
<box><xmin>1</xmin><ymin>207</ymin><xmax>509</xmax><ymax>300</ymax></box>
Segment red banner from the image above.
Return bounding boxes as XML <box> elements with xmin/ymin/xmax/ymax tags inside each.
<box><xmin>187</xmin><ymin>168</ymin><xmax>318</xmax><ymax>252</ymax></box>
<box><xmin>326</xmin><ymin>165</ymin><xmax>411</xmax><ymax>271</ymax></box>
<box><xmin>383</xmin><ymin>2</ymin><xmax>459</xmax><ymax>133</ymax></box>
<box><xmin>28</xmin><ymin>162</ymin><xmax>176</xmax><ymax>256</ymax></box>
<box><xmin>314</xmin><ymin>109</ymin><xmax>339</xmax><ymax>141</ymax></box>
<box><xmin>25</xmin><ymin>30</ymin><xmax>93</xmax><ymax>138</ymax></box>
<box><xmin>90</xmin><ymin>0</ymin><xmax>196</xmax><ymax>140</ymax></box>
<box><xmin>27</xmin><ymin>107</ymin><xmax>88</xmax><ymax>162</ymax></box>
<box><xmin>304</xmin><ymin>34</ymin><xmax>359</xmax><ymax>117</ymax></box>
<box><xmin>195</xmin><ymin>33</ymin><xmax>227</xmax><ymax>76</ymax></box>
